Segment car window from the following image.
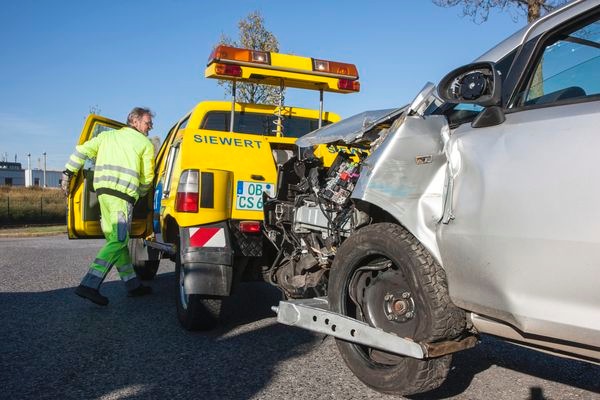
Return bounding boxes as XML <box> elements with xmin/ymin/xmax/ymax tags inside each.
<box><xmin>200</xmin><ymin>111</ymin><xmax>331</xmax><ymax>138</ymax></box>
<box><xmin>515</xmin><ymin>17</ymin><xmax>600</xmax><ymax>107</ymax></box>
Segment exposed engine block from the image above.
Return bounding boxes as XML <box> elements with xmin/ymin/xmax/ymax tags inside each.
<box><xmin>263</xmin><ymin>151</ymin><xmax>368</xmax><ymax>298</ymax></box>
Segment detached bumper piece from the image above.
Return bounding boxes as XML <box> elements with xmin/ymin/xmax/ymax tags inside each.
<box><xmin>273</xmin><ymin>297</ymin><xmax>477</xmax><ymax>359</ymax></box>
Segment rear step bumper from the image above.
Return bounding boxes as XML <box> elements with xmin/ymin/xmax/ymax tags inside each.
<box><xmin>272</xmin><ymin>297</ymin><xmax>477</xmax><ymax>359</ymax></box>
<box><xmin>142</xmin><ymin>239</ymin><xmax>176</xmax><ymax>255</ymax></box>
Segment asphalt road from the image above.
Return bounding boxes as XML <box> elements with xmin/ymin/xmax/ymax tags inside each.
<box><xmin>0</xmin><ymin>235</ymin><xmax>598</xmax><ymax>400</ymax></box>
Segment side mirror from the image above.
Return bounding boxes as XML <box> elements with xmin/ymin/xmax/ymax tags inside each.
<box><xmin>437</xmin><ymin>62</ymin><xmax>501</xmax><ymax>107</ymax></box>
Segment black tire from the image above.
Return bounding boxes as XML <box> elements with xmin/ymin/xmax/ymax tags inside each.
<box><xmin>129</xmin><ymin>238</ymin><xmax>160</xmax><ymax>280</ymax></box>
<box><xmin>175</xmin><ymin>251</ymin><xmax>222</xmax><ymax>331</ymax></box>
<box><xmin>329</xmin><ymin>223</ymin><xmax>465</xmax><ymax>396</ymax></box>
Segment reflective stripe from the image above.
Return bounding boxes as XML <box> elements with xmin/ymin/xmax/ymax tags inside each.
<box><xmin>118</xmin><ymin>272</ymin><xmax>137</xmax><ymax>282</ymax></box>
<box><xmin>117</xmin><ymin>264</ymin><xmax>136</xmax><ymax>282</ymax></box>
<box><xmin>93</xmin><ymin>175</ymin><xmax>139</xmax><ymax>193</ymax></box>
<box><xmin>96</xmin><ymin>164</ymin><xmax>140</xmax><ymax>180</ymax></box>
<box><xmin>121</xmin><ymin>273</ymin><xmax>137</xmax><ymax>282</ymax></box>
<box><xmin>73</xmin><ymin>149</ymin><xmax>87</xmax><ymax>160</ymax></box>
<box><xmin>67</xmin><ymin>159</ymin><xmax>84</xmax><ymax>170</ymax></box>
<box><xmin>89</xmin><ymin>266</ymin><xmax>107</xmax><ymax>277</ymax></box>
<box><xmin>117</xmin><ymin>263</ymin><xmax>135</xmax><ymax>274</ymax></box>
<box><xmin>93</xmin><ymin>258</ymin><xmax>111</xmax><ymax>268</ymax></box>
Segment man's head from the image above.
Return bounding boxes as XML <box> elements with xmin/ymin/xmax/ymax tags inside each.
<box><xmin>127</xmin><ymin>107</ymin><xmax>155</xmax><ymax>136</ymax></box>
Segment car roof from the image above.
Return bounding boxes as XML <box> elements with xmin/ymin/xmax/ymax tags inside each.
<box><xmin>475</xmin><ymin>0</ymin><xmax>599</xmax><ymax>63</ymax></box>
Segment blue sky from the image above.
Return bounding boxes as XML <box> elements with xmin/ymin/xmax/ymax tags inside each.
<box><xmin>0</xmin><ymin>0</ymin><xmax>529</xmax><ymax>170</ymax></box>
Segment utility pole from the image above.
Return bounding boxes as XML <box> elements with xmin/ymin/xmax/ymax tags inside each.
<box><xmin>43</xmin><ymin>152</ymin><xmax>47</xmax><ymax>188</ymax></box>
<box><xmin>26</xmin><ymin>153</ymin><xmax>31</xmax><ymax>187</ymax></box>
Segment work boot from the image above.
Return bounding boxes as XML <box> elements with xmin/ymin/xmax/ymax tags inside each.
<box><xmin>75</xmin><ymin>285</ymin><xmax>109</xmax><ymax>306</ymax></box>
<box><xmin>128</xmin><ymin>285</ymin><xmax>153</xmax><ymax>297</ymax></box>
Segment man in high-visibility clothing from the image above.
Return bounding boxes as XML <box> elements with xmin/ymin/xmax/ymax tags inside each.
<box><xmin>62</xmin><ymin>107</ymin><xmax>156</xmax><ymax>306</ymax></box>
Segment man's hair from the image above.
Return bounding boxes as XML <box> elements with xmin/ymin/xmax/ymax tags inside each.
<box><xmin>127</xmin><ymin>107</ymin><xmax>155</xmax><ymax>126</ymax></box>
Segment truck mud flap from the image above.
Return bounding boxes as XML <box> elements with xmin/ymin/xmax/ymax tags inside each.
<box><xmin>273</xmin><ymin>297</ymin><xmax>477</xmax><ymax>359</ymax></box>
<box><xmin>183</xmin><ymin>261</ymin><xmax>233</xmax><ymax>296</ymax></box>
<box><xmin>180</xmin><ymin>222</ymin><xmax>234</xmax><ymax>296</ymax></box>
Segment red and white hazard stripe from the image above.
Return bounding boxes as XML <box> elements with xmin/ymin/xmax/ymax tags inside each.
<box><xmin>189</xmin><ymin>227</ymin><xmax>226</xmax><ymax>248</ymax></box>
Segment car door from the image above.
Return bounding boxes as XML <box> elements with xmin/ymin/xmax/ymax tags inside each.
<box><xmin>67</xmin><ymin>114</ymin><xmax>153</xmax><ymax>239</ymax></box>
<box><xmin>439</xmin><ymin>13</ymin><xmax>600</xmax><ymax>348</ymax></box>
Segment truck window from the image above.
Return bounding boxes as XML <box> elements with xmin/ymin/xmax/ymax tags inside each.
<box><xmin>200</xmin><ymin>111</ymin><xmax>331</xmax><ymax>138</ymax></box>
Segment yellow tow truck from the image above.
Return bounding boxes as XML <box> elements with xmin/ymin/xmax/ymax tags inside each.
<box><xmin>67</xmin><ymin>45</ymin><xmax>359</xmax><ymax>330</ymax></box>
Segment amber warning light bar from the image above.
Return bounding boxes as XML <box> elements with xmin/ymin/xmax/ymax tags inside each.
<box><xmin>206</xmin><ymin>45</ymin><xmax>360</xmax><ymax>92</ymax></box>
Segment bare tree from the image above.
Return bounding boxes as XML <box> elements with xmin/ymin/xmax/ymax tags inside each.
<box><xmin>219</xmin><ymin>11</ymin><xmax>281</xmax><ymax>104</ymax></box>
<box><xmin>88</xmin><ymin>105</ymin><xmax>101</xmax><ymax>115</ymax></box>
<box><xmin>433</xmin><ymin>0</ymin><xmax>568</xmax><ymax>23</ymax></box>
<box><xmin>435</xmin><ymin>0</ymin><xmax>568</xmax><ymax>99</ymax></box>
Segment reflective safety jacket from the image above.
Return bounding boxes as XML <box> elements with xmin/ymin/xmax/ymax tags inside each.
<box><xmin>65</xmin><ymin>126</ymin><xmax>155</xmax><ymax>202</ymax></box>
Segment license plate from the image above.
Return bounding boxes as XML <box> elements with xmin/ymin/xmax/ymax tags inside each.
<box><xmin>235</xmin><ymin>181</ymin><xmax>275</xmax><ymax>211</ymax></box>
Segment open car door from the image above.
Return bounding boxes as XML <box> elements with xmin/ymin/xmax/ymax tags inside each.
<box><xmin>67</xmin><ymin>114</ymin><xmax>153</xmax><ymax>239</ymax></box>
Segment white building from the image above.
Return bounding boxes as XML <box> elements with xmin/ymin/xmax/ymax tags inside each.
<box><xmin>0</xmin><ymin>162</ymin><xmax>62</xmax><ymax>187</ymax></box>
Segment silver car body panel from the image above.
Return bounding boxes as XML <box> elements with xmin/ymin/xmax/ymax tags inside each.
<box><xmin>352</xmin><ymin>101</ymin><xmax>600</xmax><ymax>350</ymax></box>
<box><xmin>350</xmin><ymin>101</ymin><xmax>600</xmax><ymax>349</ymax></box>
<box><xmin>439</xmin><ymin>101</ymin><xmax>600</xmax><ymax>349</ymax></box>
<box><xmin>352</xmin><ymin>115</ymin><xmax>449</xmax><ymax>262</ymax></box>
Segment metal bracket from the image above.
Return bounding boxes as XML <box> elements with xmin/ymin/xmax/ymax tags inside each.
<box><xmin>142</xmin><ymin>239</ymin><xmax>176</xmax><ymax>255</ymax></box>
<box><xmin>273</xmin><ymin>297</ymin><xmax>425</xmax><ymax>359</ymax></box>
<box><xmin>273</xmin><ymin>297</ymin><xmax>477</xmax><ymax>359</ymax></box>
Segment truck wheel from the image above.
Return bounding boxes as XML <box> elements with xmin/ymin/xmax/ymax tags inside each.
<box><xmin>129</xmin><ymin>238</ymin><xmax>160</xmax><ymax>280</ymax></box>
<box><xmin>175</xmin><ymin>252</ymin><xmax>222</xmax><ymax>331</ymax></box>
<box><xmin>329</xmin><ymin>223</ymin><xmax>465</xmax><ymax>396</ymax></box>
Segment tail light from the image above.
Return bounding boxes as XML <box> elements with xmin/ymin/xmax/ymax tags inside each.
<box><xmin>214</xmin><ymin>63</ymin><xmax>242</xmax><ymax>77</ymax></box>
<box><xmin>338</xmin><ymin>79</ymin><xmax>360</xmax><ymax>92</ymax></box>
<box><xmin>239</xmin><ymin>221</ymin><xmax>261</xmax><ymax>233</ymax></box>
<box><xmin>175</xmin><ymin>170</ymin><xmax>199</xmax><ymax>213</ymax></box>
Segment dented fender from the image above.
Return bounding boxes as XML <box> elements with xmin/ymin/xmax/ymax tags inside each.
<box><xmin>352</xmin><ymin>115</ymin><xmax>451</xmax><ymax>264</ymax></box>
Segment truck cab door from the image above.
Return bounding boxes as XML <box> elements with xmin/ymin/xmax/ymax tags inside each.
<box><xmin>67</xmin><ymin>114</ymin><xmax>152</xmax><ymax>239</ymax></box>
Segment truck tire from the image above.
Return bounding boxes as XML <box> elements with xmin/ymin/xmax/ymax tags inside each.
<box><xmin>175</xmin><ymin>252</ymin><xmax>222</xmax><ymax>331</ymax></box>
<box><xmin>129</xmin><ymin>238</ymin><xmax>160</xmax><ymax>281</ymax></box>
<box><xmin>329</xmin><ymin>223</ymin><xmax>465</xmax><ymax>396</ymax></box>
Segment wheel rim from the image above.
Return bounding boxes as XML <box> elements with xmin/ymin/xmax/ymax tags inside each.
<box><xmin>346</xmin><ymin>256</ymin><xmax>424</xmax><ymax>364</ymax></box>
<box><xmin>179</xmin><ymin>262</ymin><xmax>189</xmax><ymax>310</ymax></box>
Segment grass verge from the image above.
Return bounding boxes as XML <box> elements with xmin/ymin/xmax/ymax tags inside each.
<box><xmin>0</xmin><ymin>224</ymin><xmax>67</xmax><ymax>238</ymax></box>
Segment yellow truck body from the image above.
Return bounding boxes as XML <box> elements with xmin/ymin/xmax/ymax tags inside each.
<box><xmin>67</xmin><ymin>45</ymin><xmax>359</xmax><ymax>330</ymax></box>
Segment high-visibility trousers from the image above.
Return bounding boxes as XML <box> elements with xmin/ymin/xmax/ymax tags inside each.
<box><xmin>80</xmin><ymin>194</ymin><xmax>140</xmax><ymax>291</ymax></box>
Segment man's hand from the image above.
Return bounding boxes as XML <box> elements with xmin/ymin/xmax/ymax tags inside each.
<box><xmin>61</xmin><ymin>170</ymin><xmax>73</xmax><ymax>196</ymax></box>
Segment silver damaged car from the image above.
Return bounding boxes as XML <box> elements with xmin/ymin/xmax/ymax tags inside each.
<box><xmin>270</xmin><ymin>0</ymin><xmax>600</xmax><ymax>395</ymax></box>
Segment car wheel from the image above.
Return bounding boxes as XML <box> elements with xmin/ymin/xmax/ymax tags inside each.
<box><xmin>129</xmin><ymin>238</ymin><xmax>160</xmax><ymax>280</ymax></box>
<box><xmin>329</xmin><ymin>223</ymin><xmax>465</xmax><ymax>395</ymax></box>
<box><xmin>175</xmin><ymin>249</ymin><xmax>222</xmax><ymax>331</ymax></box>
